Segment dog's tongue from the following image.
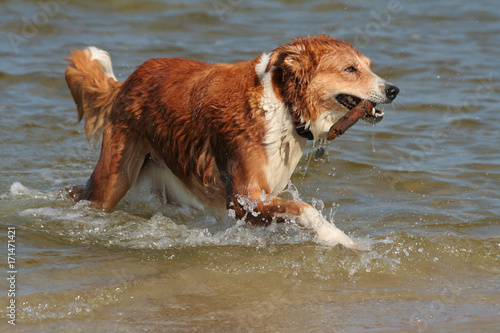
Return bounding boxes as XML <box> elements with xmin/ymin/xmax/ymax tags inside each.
<box><xmin>327</xmin><ymin>100</ymin><xmax>374</xmax><ymax>140</ymax></box>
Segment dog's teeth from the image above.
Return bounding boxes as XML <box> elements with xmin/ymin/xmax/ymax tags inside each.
<box><xmin>377</xmin><ymin>106</ymin><xmax>385</xmax><ymax>117</ymax></box>
<box><xmin>371</xmin><ymin>107</ymin><xmax>376</xmax><ymax>115</ymax></box>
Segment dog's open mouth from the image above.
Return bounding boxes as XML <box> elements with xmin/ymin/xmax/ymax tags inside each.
<box><xmin>336</xmin><ymin>94</ymin><xmax>384</xmax><ymax>124</ymax></box>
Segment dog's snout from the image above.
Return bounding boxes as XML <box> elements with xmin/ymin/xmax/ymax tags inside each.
<box><xmin>385</xmin><ymin>85</ymin><xmax>399</xmax><ymax>101</ymax></box>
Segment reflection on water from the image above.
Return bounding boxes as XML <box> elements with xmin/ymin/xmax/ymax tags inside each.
<box><xmin>0</xmin><ymin>0</ymin><xmax>499</xmax><ymax>331</ymax></box>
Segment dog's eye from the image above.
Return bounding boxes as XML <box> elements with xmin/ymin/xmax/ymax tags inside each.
<box><xmin>344</xmin><ymin>66</ymin><xmax>357</xmax><ymax>73</ymax></box>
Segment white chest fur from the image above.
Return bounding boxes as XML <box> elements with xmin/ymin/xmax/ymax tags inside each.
<box><xmin>255</xmin><ymin>54</ymin><xmax>307</xmax><ymax>194</ymax></box>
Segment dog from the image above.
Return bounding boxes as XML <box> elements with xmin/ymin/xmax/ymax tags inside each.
<box><xmin>64</xmin><ymin>35</ymin><xmax>399</xmax><ymax>248</ymax></box>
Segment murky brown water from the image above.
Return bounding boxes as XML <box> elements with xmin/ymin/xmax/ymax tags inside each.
<box><xmin>0</xmin><ymin>0</ymin><xmax>499</xmax><ymax>332</ymax></box>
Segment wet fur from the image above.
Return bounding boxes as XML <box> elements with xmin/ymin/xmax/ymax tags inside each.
<box><xmin>64</xmin><ymin>35</ymin><xmax>396</xmax><ymax>248</ymax></box>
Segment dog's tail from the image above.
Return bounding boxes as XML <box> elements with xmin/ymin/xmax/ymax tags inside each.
<box><xmin>65</xmin><ymin>46</ymin><xmax>123</xmax><ymax>145</ymax></box>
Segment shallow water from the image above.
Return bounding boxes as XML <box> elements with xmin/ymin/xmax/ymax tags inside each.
<box><xmin>0</xmin><ymin>0</ymin><xmax>499</xmax><ymax>332</ymax></box>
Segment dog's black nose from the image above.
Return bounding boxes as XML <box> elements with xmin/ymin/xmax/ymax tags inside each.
<box><xmin>385</xmin><ymin>85</ymin><xmax>399</xmax><ymax>101</ymax></box>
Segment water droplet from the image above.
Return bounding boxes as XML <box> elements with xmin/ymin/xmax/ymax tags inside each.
<box><xmin>371</xmin><ymin>124</ymin><xmax>376</xmax><ymax>152</ymax></box>
<box><xmin>314</xmin><ymin>146</ymin><xmax>325</xmax><ymax>159</ymax></box>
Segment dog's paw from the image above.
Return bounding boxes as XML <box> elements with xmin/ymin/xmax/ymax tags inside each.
<box><xmin>65</xmin><ymin>185</ymin><xmax>84</xmax><ymax>201</ymax></box>
<box><xmin>299</xmin><ymin>205</ymin><xmax>357</xmax><ymax>249</ymax></box>
<box><xmin>316</xmin><ymin>222</ymin><xmax>357</xmax><ymax>249</ymax></box>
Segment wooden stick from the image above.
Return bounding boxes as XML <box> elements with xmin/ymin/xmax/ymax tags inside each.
<box><xmin>327</xmin><ymin>100</ymin><xmax>374</xmax><ymax>140</ymax></box>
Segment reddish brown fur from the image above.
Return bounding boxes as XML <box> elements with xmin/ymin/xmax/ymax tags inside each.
<box><xmin>64</xmin><ymin>35</ymin><xmax>392</xmax><ymax>230</ymax></box>
<box><xmin>66</xmin><ymin>53</ymin><xmax>283</xmax><ymax>218</ymax></box>
<box><xmin>266</xmin><ymin>36</ymin><xmax>367</xmax><ymax>122</ymax></box>
<box><xmin>65</xmin><ymin>50</ymin><xmax>123</xmax><ymax>144</ymax></box>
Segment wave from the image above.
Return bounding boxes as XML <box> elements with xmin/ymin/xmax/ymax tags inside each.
<box><xmin>12</xmin><ymin>182</ymin><xmax>359</xmax><ymax>249</ymax></box>
<box><xmin>8</xmin><ymin>182</ymin><xmax>498</xmax><ymax>275</ymax></box>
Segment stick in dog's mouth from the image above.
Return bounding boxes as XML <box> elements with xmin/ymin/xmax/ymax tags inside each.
<box><xmin>327</xmin><ymin>100</ymin><xmax>376</xmax><ymax>140</ymax></box>
<box><xmin>336</xmin><ymin>94</ymin><xmax>384</xmax><ymax>125</ymax></box>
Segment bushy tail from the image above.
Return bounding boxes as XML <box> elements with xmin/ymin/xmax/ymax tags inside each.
<box><xmin>65</xmin><ymin>46</ymin><xmax>123</xmax><ymax>145</ymax></box>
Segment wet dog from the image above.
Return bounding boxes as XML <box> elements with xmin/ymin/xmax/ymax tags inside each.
<box><xmin>64</xmin><ymin>35</ymin><xmax>398</xmax><ymax>248</ymax></box>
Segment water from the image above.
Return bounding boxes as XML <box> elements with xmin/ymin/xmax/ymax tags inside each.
<box><xmin>1</xmin><ymin>0</ymin><xmax>499</xmax><ymax>331</ymax></box>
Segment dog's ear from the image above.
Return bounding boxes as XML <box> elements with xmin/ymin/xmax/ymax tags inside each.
<box><xmin>266</xmin><ymin>43</ymin><xmax>313</xmax><ymax>85</ymax></box>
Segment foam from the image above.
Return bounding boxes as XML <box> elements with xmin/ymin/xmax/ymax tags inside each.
<box><xmin>11</xmin><ymin>181</ymin><xmax>48</xmax><ymax>198</ymax></box>
<box><xmin>12</xmin><ymin>181</ymin><xmax>364</xmax><ymax>250</ymax></box>
<box><xmin>18</xmin><ymin>205</ymin><xmax>313</xmax><ymax>249</ymax></box>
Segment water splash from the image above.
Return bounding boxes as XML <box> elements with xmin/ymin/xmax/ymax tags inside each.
<box><xmin>11</xmin><ymin>181</ymin><xmax>366</xmax><ymax>250</ymax></box>
<box><xmin>9</xmin><ymin>181</ymin><xmax>63</xmax><ymax>200</ymax></box>
<box><xmin>11</xmin><ymin>182</ymin><xmax>486</xmax><ymax>280</ymax></box>
<box><xmin>13</xmin><ymin>179</ymin><xmax>315</xmax><ymax>249</ymax></box>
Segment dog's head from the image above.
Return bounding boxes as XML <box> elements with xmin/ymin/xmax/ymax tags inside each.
<box><xmin>267</xmin><ymin>35</ymin><xmax>399</xmax><ymax>140</ymax></box>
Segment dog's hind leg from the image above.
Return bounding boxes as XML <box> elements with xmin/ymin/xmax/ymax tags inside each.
<box><xmin>69</xmin><ymin>123</ymin><xmax>148</xmax><ymax>210</ymax></box>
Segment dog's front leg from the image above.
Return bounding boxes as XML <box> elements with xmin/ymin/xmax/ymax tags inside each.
<box><xmin>231</xmin><ymin>190</ymin><xmax>357</xmax><ymax>249</ymax></box>
<box><xmin>298</xmin><ymin>204</ymin><xmax>357</xmax><ymax>249</ymax></box>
